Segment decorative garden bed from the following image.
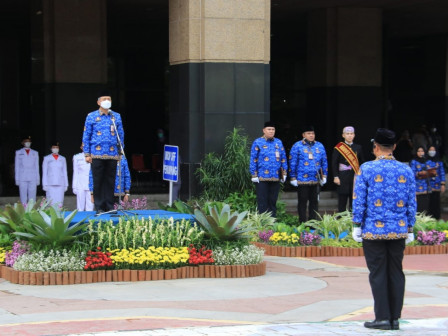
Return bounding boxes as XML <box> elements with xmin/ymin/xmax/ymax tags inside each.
<box><xmin>253</xmin><ymin>242</ymin><xmax>448</xmax><ymax>257</ymax></box>
<box><xmin>0</xmin><ymin>262</ymin><xmax>266</xmax><ymax>285</ymax></box>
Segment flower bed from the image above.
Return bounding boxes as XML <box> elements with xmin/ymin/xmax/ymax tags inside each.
<box><xmin>0</xmin><ymin>262</ymin><xmax>266</xmax><ymax>285</ymax></box>
<box><xmin>253</xmin><ymin>242</ymin><xmax>448</xmax><ymax>257</ymax></box>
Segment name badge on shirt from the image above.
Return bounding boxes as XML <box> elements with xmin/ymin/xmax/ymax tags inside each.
<box><xmin>308</xmin><ymin>153</ymin><xmax>313</xmax><ymax>160</ymax></box>
<box><xmin>110</xmin><ymin>125</ymin><xmax>114</xmax><ymax>132</ymax></box>
<box><xmin>275</xmin><ymin>150</ymin><xmax>279</xmax><ymax>159</ymax></box>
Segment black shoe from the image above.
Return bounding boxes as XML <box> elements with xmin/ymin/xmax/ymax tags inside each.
<box><xmin>364</xmin><ymin>320</ymin><xmax>391</xmax><ymax>330</ymax></box>
<box><xmin>95</xmin><ymin>210</ymin><xmax>104</xmax><ymax>216</ymax></box>
<box><xmin>391</xmin><ymin>319</ymin><xmax>399</xmax><ymax>330</ymax></box>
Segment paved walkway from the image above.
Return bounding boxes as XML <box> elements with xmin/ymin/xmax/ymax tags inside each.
<box><xmin>0</xmin><ymin>254</ymin><xmax>446</xmax><ymax>336</ymax></box>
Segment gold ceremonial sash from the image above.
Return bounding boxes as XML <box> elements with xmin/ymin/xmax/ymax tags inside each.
<box><xmin>334</xmin><ymin>142</ymin><xmax>360</xmax><ymax>175</ymax></box>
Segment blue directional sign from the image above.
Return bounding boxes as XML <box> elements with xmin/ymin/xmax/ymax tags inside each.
<box><xmin>163</xmin><ymin>145</ymin><xmax>179</xmax><ymax>182</ymax></box>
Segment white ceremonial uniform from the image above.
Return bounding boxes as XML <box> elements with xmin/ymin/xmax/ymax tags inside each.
<box><xmin>42</xmin><ymin>154</ymin><xmax>68</xmax><ymax>207</ymax></box>
<box><xmin>72</xmin><ymin>153</ymin><xmax>94</xmax><ymax>211</ymax></box>
<box><xmin>15</xmin><ymin>148</ymin><xmax>40</xmax><ymax>204</ymax></box>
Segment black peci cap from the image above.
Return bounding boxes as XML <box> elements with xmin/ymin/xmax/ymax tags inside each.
<box><xmin>97</xmin><ymin>89</ymin><xmax>112</xmax><ymax>99</ymax></box>
<box><xmin>372</xmin><ymin>128</ymin><xmax>396</xmax><ymax>146</ymax></box>
<box><xmin>302</xmin><ymin>125</ymin><xmax>315</xmax><ymax>133</ymax></box>
<box><xmin>264</xmin><ymin>121</ymin><xmax>275</xmax><ymax>128</ymax></box>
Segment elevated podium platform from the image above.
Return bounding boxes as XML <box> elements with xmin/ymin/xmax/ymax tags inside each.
<box><xmin>67</xmin><ymin>210</ymin><xmax>195</xmax><ymax>226</ymax></box>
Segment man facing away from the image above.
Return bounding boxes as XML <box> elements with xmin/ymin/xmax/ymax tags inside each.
<box><xmin>352</xmin><ymin>128</ymin><xmax>416</xmax><ymax>331</ymax></box>
<box><xmin>332</xmin><ymin>126</ymin><xmax>364</xmax><ymax>212</ymax></box>
<box><xmin>15</xmin><ymin>136</ymin><xmax>39</xmax><ymax>204</ymax></box>
<box><xmin>289</xmin><ymin>125</ymin><xmax>328</xmax><ymax>223</ymax></box>
<box><xmin>249</xmin><ymin>121</ymin><xmax>287</xmax><ymax>217</ymax></box>
<box><xmin>82</xmin><ymin>90</ymin><xmax>125</xmax><ymax>214</ymax></box>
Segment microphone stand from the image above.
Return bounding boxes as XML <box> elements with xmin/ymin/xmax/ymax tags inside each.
<box><xmin>96</xmin><ymin>112</ymin><xmax>137</xmax><ymax>217</ymax></box>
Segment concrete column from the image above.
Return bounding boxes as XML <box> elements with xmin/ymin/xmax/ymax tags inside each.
<box><xmin>39</xmin><ymin>0</ymin><xmax>107</xmax><ymax>156</ymax></box>
<box><xmin>307</xmin><ymin>8</ymin><xmax>383</xmax><ymax>155</ymax></box>
<box><xmin>169</xmin><ymin>0</ymin><xmax>271</xmax><ymax>198</ymax></box>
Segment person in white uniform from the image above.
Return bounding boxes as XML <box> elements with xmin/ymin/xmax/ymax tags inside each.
<box><xmin>42</xmin><ymin>142</ymin><xmax>68</xmax><ymax>207</ymax></box>
<box><xmin>72</xmin><ymin>145</ymin><xmax>94</xmax><ymax>211</ymax></box>
<box><xmin>15</xmin><ymin>136</ymin><xmax>40</xmax><ymax>204</ymax></box>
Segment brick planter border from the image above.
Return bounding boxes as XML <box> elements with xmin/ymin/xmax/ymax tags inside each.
<box><xmin>0</xmin><ymin>261</ymin><xmax>266</xmax><ymax>286</ymax></box>
<box><xmin>253</xmin><ymin>242</ymin><xmax>448</xmax><ymax>257</ymax></box>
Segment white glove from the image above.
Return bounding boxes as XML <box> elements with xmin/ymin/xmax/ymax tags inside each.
<box><xmin>405</xmin><ymin>233</ymin><xmax>414</xmax><ymax>245</ymax></box>
<box><xmin>43</xmin><ymin>185</ymin><xmax>48</xmax><ymax>191</ymax></box>
<box><xmin>320</xmin><ymin>177</ymin><xmax>327</xmax><ymax>186</ymax></box>
<box><xmin>64</xmin><ymin>187</ymin><xmax>68</xmax><ymax>192</ymax></box>
<box><xmin>352</xmin><ymin>227</ymin><xmax>362</xmax><ymax>243</ymax></box>
<box><xmin>290</xmin><ymin>180</ymin><xmax>298</xmax><ymax>187</ymax></box>
<box><xmin>281</xmin><ymin>175</ymin><xmax>287</xmax><ymax>183</ymax></box>
<box><xmin>251</xmin><ymin>177</ymin><xmax>259</xmax><ymax>183</ymax></box>
<box><xmin>73</xmin><ymin>189</ymin><xmax>78</xmax><ymax>195</ymax></box>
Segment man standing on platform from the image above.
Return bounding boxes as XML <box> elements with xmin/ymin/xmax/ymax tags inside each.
<box><xmin>332</xmin><ymin>126</ymin><xmax>364</xmax><ymax>212</ymax></box>
<box><xmin>352</xmin><ymin>128</ymin><xmax>416</xmax><ymax>331</ymax></box>
<box><xmin>250</xmin><ymin>121</ymin><xmax>287</xmax><ymax>218</ymax></box>
<box><xmin>289</xmin><ymin>126</ymin><xmax>328</xmax><ymax>223</ymax></box>
<box><xmin>82</xmin><ymin>90</ymin><xmax>125</xmax><ymax>214</ymax></box>
<box><xmin>15</xmin><ymin>136</ymin><xmax>40</xmax><ymax>204</ymax></box>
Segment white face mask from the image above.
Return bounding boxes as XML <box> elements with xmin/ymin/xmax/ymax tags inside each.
<box><xmin>428</xmin><ymin>151</ymin><xmax>436</xmax><ymax>157</ymax></box>
<box><xmin>51</xmin><ymin>148</ymin><xmax>59</xmax><ymax>154</ymax></box>
<box><xmin>100</xmin><ymin>100</ymin><xmax>112</xmax><ymax>109</ymax></box>
<box><xmin>24</xmin><ymin>142</ymin><xmax>31</xmax><ymax>148</ymax></box>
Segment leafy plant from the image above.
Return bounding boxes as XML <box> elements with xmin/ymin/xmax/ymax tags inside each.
<box><xmin>224</xmin><ymin>190</ymin><xmax>257</xmax><ymax>213</ymax></box>
<box><xmin>13</xmin><ymin>208</ymin><xmax>89</xmax><ymax>248</ymax></box>
<box><xmin>306</xmin><ymin>211</ymin><xmax>351</xmax><ymax>242</ymax></box>
<box><xmin>240</xmin><ymin>211</ymin><xmax>276</xmax><ymax>241</ymax></box>
<box><xmin>0</xmin><ymin>233</ymin><xmax>13</xmax><ymax>247</ymax></box>
<box><xmin>413</xmin><ymin>212</ymin><xmax>438</xmax><ymax>233</ymax></box>
<box><xmin>194</xmin><ymin>203</ymin><xmax>251</xmax><ymax>241</ymax></box>
<box><xmin>0</xmin><ymin>198</ymin><xmax>53</xmax><ymax>235</ymax></box>
<box><xmin>196</xmin><ymin>128</ymin><xmax>253</xmax><ymax>201</ymax></box>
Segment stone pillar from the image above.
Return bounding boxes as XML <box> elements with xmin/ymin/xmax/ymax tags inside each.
<box><xmin>169</xmin><ymin>0</ymin><xmax>271</xmax><ymax>198</ymax></box>
<box><xmin>38</xmin><ymin>0</ymin><xmax>107</xmax><ymax>155</ymax></box>
<box><xmin>307</xmin><ymin>8</ymin><xmax>383</xmax><ymax>156</ymax></box>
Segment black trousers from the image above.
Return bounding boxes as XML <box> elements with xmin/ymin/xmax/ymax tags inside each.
<box><xmin>428</xmin><ymin>191</ymin><xmax>441</xmax><ymax>219</ymax></box>
<box><xmin>416</xmin><ymin>193</ymin><xmax>430</xmax><ymax>214</ymax></box>
<box><xmin>337</xmin><ymin>194</ymin><xmax>353</xmax><ymax>213</ymax></box>
<box><xmin>297</xmin><ymin>184</ymin><xmax>319</xmax><ymax>223</ymax></box>
<box><xmin>256</xmin><ymin>181</ymin><xmax>280</xmax><ymax>217</ymax></box>
<box><xmin>363</xmin><ymin>239</ymin><xmax>406</xmax><ymax>321</ymax></box>
<box><xmin>91</xmin><ymin>159</ymin><xmax>117</xmax><ymax>211</ymax></box>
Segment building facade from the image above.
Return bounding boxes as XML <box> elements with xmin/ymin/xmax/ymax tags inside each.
<box><xmin>1</xmin><ymin>0</ymin><xmax>448</xmax><ymax>198</ymax></box>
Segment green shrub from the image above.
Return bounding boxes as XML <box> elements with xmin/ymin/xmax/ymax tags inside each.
<box><xmin>196</xmin><ymin>127</ymin><xmax>253</xmax><ymax>201</ymax></box>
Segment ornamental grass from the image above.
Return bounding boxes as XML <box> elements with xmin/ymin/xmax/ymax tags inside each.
<box><xmin>86</xmin><ymin>217</ymin><xmax>204</xmax><ymax>250</ymax></box>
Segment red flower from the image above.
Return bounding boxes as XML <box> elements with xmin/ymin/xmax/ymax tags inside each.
<box><xmin>187</xmin><ymin>245</ymin><xmax>214</xmax><ymax>265</ymax></box>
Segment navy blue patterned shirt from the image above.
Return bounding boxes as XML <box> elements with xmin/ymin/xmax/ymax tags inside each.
<box><xmin>250</xmin><ymin>137</ymin><xmax>287</xmax><ymax>181</ymax></box>
<box><xmin>82</xmin><ymin>109</ymin><xmax>124</xmax><ymax>160</ymax></box>
<box><xmin>289</xmin><ymin>140</ymin><xmax>328</xmax><ymax>184</ymax></box>
<box><xmin>353</xmin><ymin>156</ymin><xmax>416</xmax><ymax>240</ymax></box>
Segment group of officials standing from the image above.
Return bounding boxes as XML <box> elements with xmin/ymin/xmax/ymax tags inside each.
<box><xmin>250</xmin><ymin>122</ymin><xmax>364</xmax><ymax>223</ymax></box>
<box><xmin>251</xmin><ymin>123</ymin><xmax>417</xmax><ymax>331</ymax></box>
<box><xmin>14</xmin><ymin>91</ymin><xmax>130</xmax><ymax>212</ymax></box>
